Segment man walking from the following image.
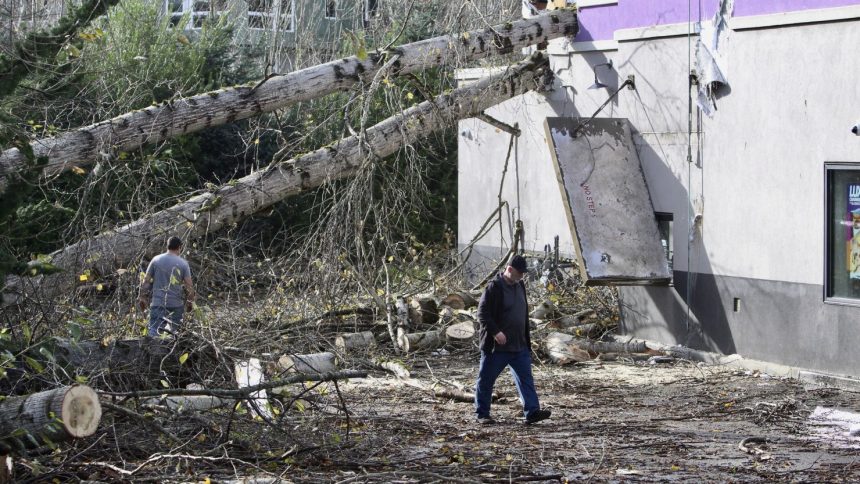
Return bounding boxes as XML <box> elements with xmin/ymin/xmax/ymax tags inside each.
<box><xmin>139</xmin><ymin>236</ymin><xmax>196</xmax><ymax>337</ymax></box>
<box><xmin>474</xmin><ymin>254</ymin><xmax>551</xmax><ymax>425</ymax></box>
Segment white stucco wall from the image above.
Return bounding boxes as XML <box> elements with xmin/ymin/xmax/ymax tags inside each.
<box><xmin>458</xmin><ymin>14</ymin><xmax>860</xmax><ymax>286</ymax></box>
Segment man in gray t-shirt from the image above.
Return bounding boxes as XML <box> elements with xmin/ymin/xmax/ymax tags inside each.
<box><xmin>139</xmin><ymin>236</ymin><xmax>196</xmax><ymax>337</ymax></box>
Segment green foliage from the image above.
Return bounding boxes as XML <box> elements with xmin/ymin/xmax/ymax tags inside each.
<box><xmin>0</xmin><ymin>0</ymin><xmax>123</xmax><ymax>97</ymax></box>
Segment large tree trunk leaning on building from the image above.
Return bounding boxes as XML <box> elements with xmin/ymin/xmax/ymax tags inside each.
<box><xmin>0</xmin><ymin>9</ymin><xmax>577</xmax><ymax>191</ymax></box>
<box><xmin>0</xmin><ymin>385</ymin><xmax>101</xmax><ymax>453</ymax></box>
<box><xmin>5</xmin><ymin>53</ymin><xmax>552</xmax><ymax>303</ymax></box>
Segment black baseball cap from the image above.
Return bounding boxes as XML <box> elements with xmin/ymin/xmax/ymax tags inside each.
<box><xmin>509</xmin><ymin>254</ymin><xmax>529</xmax><ymax>274</ymax></box>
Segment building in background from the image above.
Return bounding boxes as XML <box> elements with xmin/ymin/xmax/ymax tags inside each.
<box><xmin>457</xmin><ymin>1</ymin><xmax>860</xmax><ymax>379</ymax></box>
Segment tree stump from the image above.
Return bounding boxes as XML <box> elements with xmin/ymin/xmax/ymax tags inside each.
<box><xmin>0</xmin><ymin>385</ymin><xmax>101</xmax><ymax>453</ymax></box>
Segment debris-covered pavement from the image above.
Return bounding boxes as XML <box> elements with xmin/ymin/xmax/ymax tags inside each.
<box><xmin>311</xmin><ymin>353</ymin><xmax>860</xmax><ymax>483</ymax></box>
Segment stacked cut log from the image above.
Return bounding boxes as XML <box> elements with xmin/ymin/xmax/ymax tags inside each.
<box><xmin>0</xmin><ymin>385</ymin><xmax>101</xmax><ymax>453</ymax></box>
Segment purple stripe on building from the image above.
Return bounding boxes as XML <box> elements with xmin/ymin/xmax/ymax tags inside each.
<box><xmin>574</xmin><ymin>0</ymin><xmax>859</xmax><ymax>42</ymax></box>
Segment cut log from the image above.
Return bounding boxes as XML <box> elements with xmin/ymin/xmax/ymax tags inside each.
<box><xmin>543</xmin><ymin>332</ymin><xmax>592</xmax><ymax>364</ymax></box>
<box><xmin>235</xmin><ymin>358</ymin><xmax>273</xmax><ymax>420</ymax></box>
<box><xmin>277</xmin><ymin>352</ymin><xmax>337</xmax><ymax>374</ymax></box>
<box><xmin>440</xmin><ymin>291</ymin><xmax>478</xmax><ymax>310</ymax></box>
<box><xmin>542</xmin><ymin>332</ymin><xmax>649</xmax><ymax>364</ymax></box>
<box><xmin>7</xmin><ymin>52</ymin><xmax>553</xmax><ymax>305</ymax></box>
<box><xmin>556</xmin><ymin>309</ymin><xmax>597</xmax><ymax>327</ymax></box>
<box><xmin>335</xmin><ymin>331</ymin><xmax>377</xmax><ymax>352</ymax></box>
<box><xmin>397</xmin><ymin>330</ymin><xmax>443</xmax><ymax>353</ymax></box>
<box><xmin>444</xmin><ymin>321</ymin><xmax>476</xmax><ymax>342</ymax></box>
<box><xmin>0</xmin><ymin>385</ymin><xmax>101</xmax><ymax>453</ymax></box>
<box><xmin>408</xmin><ymin>295</ymin><xmax>438</xmax><ymax>326</ymax></box>
<box><xmin>0</xmin><ymin>10</ymin><xmax>578</xmax><ymax>192</ymax></box>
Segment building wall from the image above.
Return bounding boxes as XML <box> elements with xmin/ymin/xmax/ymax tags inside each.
<box><xmin>457</xmin><ymin>2</ymin><xmax>860</xmax><ymax>376</ymax></box>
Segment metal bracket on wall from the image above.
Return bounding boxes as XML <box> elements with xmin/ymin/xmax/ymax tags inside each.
<box><xmin>476</xmin><ymin>112</ymin><xmax>521</xmax><ymax>137</ymax></box>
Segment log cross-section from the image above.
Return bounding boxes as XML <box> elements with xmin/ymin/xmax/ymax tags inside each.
<box><xmin>0</xmin><ymin>385</ymin><xmax>101</xmax><ymax>453</ymax></box>
<box><xmin>7</xmin><ymin>52</ymin><xmax>553</xmax><ymax>303</ymax></box>
<box><xmin>0</xmin><ymin>9</ymin><xmax>578</xmax><ymax>191</ymax></box>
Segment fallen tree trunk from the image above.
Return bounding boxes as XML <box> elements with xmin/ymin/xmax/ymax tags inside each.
<box><xmin>0</xmin><ymin>10</ymin><xmax>577</xmax><ymax>191</ymax></box>
<box><xmin>7</xmin><ymin>52</ymin><xmax>553</xmax><ymax>304</ymax></box>
<box><xmin>1</xmin><ymin>337</ymin><xmax>212</xmax><ymax>394</ymax></box>
<box><xmin>0</xmin><ymin>385</ymin><xmax>101</xmax><ymax>453</ymax></box>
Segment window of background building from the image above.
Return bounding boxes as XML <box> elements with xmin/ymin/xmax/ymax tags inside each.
<box><xmin>656</xmin><ymin>212</ymin><xmax>674</xmax><ymax>283</ymax></box>
<box><xmin>166</xmin><ymin>0</ymin><xmax>226</xmax><ymax>29</ymax></box>
<box><xmin>825</xmin><ymin>164</ymin><xmax>860</xmax><ymax>302</ymax></box>
<box><xmin>249</xmin><ymin>0</ymin><xmax>294</xmax><ymax>31</ymax></box>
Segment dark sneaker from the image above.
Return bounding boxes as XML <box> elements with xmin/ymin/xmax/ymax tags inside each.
<box><xmin>524</xmin><ymin>409</ymin><xmax>551</xmax><ymax>425</ymax></box>
<box><xmin>476</xmin><ymin>416</ymin><xmax>496</xmax><ymax>425</ymax></box>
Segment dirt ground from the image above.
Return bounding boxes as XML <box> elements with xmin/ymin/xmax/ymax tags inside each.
<box><xmin>290</xmin><ymin>352</ymin><xmax>860</xmax><ymax>483</ymax></box>
<box><xmin>16</xmin><ymin>349</ymin><xmax>860</xmax><ymax>483</ymax></box>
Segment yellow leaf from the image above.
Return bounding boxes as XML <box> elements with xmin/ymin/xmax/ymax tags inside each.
<box><xmin>505</xmin><ymin>454</ymin><xmax>513</xmax><ymax>461</ymax></box>
<box><xmin>96</xmin><ymin>284</ymin><xmax>104</xmax><ymax>291</ymax></box>
<box><xmin>462</xmin><ymin>32</ymin><xmax>470</xmax><ymax>40</ymax></box>
<box><xmin>179</xmin><ymin>353</ymin><xmax>189</xmax><ymax>365</ymax></box>
<box><xmin>177</xmin><ymin>34</ymin><xmax>190</xmax><ymax>45</ymax></box>
<box><xmin>79</xmin><ymin>274</ymin><xmax>88</xmax><ymax>282</ymax></box>
<box><xmin>670</xmin><ymin>465</ymin><xmax>680</xmax><ymax>471</ymax></box>
<box><xmin>160</xmin><ymin>379</ymin><xmax>169</xmax><ymax>388</ymax></box>
<box><xmin>406</xmin><ymin>92</ymin><xmax>414</xmax><ymax>101</ymax></box>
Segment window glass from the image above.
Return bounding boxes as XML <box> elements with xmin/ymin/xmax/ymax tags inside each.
<box><xmin>827</xmin><ymin>166</ymin><xmax>860</xmax><ymax>300</ymax></box>
<box><xmin>656</xmin><ymin>212</ymin><xmax>674</xmax><ymax>274</ymax></box>
<box><xmin>325</xmin><ymin>0</ymin><xmax>336</xmax><ymax>18</ymax></box>
<box><xmin>249</xmin><ymin>0</ymin><xmax>272</xmax><ymax>29</ymax></box>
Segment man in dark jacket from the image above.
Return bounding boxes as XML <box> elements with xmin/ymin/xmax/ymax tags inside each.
<box><xmin>474</xmin><ymin>254</ymin><xmax>551</xmax><ymax>425</ymax></box>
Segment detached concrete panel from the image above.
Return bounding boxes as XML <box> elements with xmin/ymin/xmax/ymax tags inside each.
<box><xmin>544</xmin><ymin>117</ymin><xmax>670</xmax><ymax>285</ymax></box>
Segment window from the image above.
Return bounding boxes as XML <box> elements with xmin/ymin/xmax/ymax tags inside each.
<box><xmin>166</xmin><ymin>0</ymin><xmax>226</xmax><ymax>29</ymax></box>
<box><xmin>249</xmin><ymin>0</ymin><xmax>294</xmax><ymax>31</ymax></box>
<box><xmin>656</xmin><ymin>212</ymin><xmax>674</xmax><ymax>281</ymax></box>
<box><xmin>325</xmin><ymin>0</ymin><xmax>337</xmax><ymax>19</ymax></box>
<box><xmin>825</xmin><ymin>164</ymin><xmax>860</xmax><ymax>303</ymax></box>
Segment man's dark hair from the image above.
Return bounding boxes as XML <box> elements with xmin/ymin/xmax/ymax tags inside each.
<box><xmin>167</xmin><ymin>236</ymin><xmax>183</xmax><ymax>251</ymax></box>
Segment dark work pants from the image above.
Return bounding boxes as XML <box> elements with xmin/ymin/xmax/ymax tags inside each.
<box><xmin>474</xmin><ymin>348</ymin><xmax>540</xmax><ymax>419</ymax></box>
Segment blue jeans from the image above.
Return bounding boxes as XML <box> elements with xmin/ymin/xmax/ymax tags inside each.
<box><xmin>148</xmin><ymin>306</ymin><xmax>184</xmax><ymax>337</ymax></box>
<box><xmin>474</xmin><ymin>348</ymin><xmax>540</xmax><ymax>419</ymax></box>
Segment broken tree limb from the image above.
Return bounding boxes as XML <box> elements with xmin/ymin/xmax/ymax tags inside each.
<box><xmin>0</xmin><ymin>385</ymin><xmax>101</xmax><ymax>453</ymax></box>
<box><xmin>0</xmin><ymin>10</ymin><xmax>578</xmax><ymax>192</ymax></box>
<box><xmin>98</xmin><ymin>370</ymin><xmax>368</xmax><ymax>399</ymax></box>
<box><xmin>6</xmin><ymin>51</ymin><xmax>553</xmax><ymax>304</ymax></box>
